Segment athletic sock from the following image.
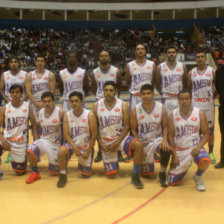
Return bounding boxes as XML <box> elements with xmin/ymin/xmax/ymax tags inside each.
<box><xmin>209</xmin><ymin>144</ymin><xmax>214</xmax><ymax>154</ymax></box>
<box><xmin>60</xmin><ymin>170</ymin><xmax>66</xmax><ymax>174</ymax></box>
<box><xmin>133</xmin><ymin>164</ymin><xmax>140</xmax><ymax>174</ymax></box>
<box><xmin>32</xmin><ymin>166</ymin><xmax>39</xmax><ymax>173</ymax></box>
<box><xmin>195</xmin><ymin>169</ymin><xmax>204</xmax><ymax>176</ymax></box>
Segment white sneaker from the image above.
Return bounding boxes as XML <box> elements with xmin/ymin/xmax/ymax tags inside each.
<box><xmin>194</xmin><ymin>175</ymin><xmax>206</xmax><ymax>192</ymax></box>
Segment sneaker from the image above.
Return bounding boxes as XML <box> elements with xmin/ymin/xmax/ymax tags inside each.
<box><xmin>194</xmin><ymin>175</ymin><xmax>206</xmax><ymax>192</ymax></box>
<box><xmin>124</xmin><ymin>156</ymin><xmax>132</xmax><ymax>163</ymax></box>
<box><xmin>94</xmin><ymin>151</ymin><xmax>102</xmax><ymax>163</ymax></box>
<box><xmin>57</xmin><ymin>174</ymin><xmax>67</xmax><ymax>188</ymax></box>
<box><xmin>154</xmin><ymin>153</ymin><xmax>160</xmax><ymax>163</ymax></box>
<box><xmin>209</xmin><ymin>153</ymin><xmax>216</xmax><ymax>164</ymax></box>
<box><xmin>131</xmin><ymin>173</ymin><xmax>144</xmax><ymax>189</ymax></box>
<box><xmin>118</xmin><ymin>151</ymin><xmax>124</xmax><ymax>162</ymax></box>
<box><xmin>159</xmin><ymin>172</ymin><xmax>168</xmax><ymax>187</ymax></box>
<box><xmin>0</xmin><ymin>170</ymin><xmax>4</xmax><ymax>180</ymax></box>
<box><xmin>215</xmin><ymin>162</ymin><xmax>224</xmax><ymax>169</ymax></box>
<box><xmin>5</xmin><ymin>153</ymin><xmax>11</xmax><ymax>163</ymax></box>
<box><xmin>26</xmin><ymin>172</ymin><xmax>41</xmax><ymax>184</ymax></box>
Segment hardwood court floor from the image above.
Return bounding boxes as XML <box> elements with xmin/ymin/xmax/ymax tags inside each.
<box><xmin>0</xmin><ymin>107</ymin><xmax>223</xmax><ymax>224</ymax></box>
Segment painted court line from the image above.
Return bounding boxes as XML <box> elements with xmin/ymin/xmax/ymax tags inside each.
<box><xmin>112</xmin><ymin>187</ymin><xmax>167</xmax><ymax>224</ymax></box>
<box><xmin>42</xmin><ymin>181</ymin><xmax>131</xmax><ymax>224</ymax></box>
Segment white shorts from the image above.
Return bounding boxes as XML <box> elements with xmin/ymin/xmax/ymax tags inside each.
<box><xmin>203</xmin><ymin>108</ymin><xmax>215</xmax><ymax>136</ymax></box>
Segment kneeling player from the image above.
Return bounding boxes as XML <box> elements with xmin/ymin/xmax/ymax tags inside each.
<box><xmin>26</xmin><ymin>92</ymin><xmax>65</xmax><ymax>184</ymax></box>
<box><xmin>57</xmin><ymin>91</ymin><xmax>97</xmax><ymax>188</ymax></box>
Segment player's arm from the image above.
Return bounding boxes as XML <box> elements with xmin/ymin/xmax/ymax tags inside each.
<box><xmin>0</xmin><ymin>73</ymin><xmax>10</xmax><ymax>103</ymax></box>
<box><xmin>0</xmin><ymin>106</ymin><xmax>10</xmax><ymax>151</ymax></box>
<box><xmin>151</xmin><ymin>62</ymin><xmax>156</xmax><ymax>87</ymax></box>
<box><xmin>155</xmin><ymin>65</ymin><xmax>161</xmax><ymax>94</ymax></box>
<box><xmin>49</xmin><ymin>72</ymin><xmax>56</xmax><ymax>94</ymax></box>
<box><xmin>29</xmin><ymin>104</ymin><xmax>38</xmax><ymax>141</ymax></box>
<box><xmin>83</xmin><ymin>71</ymin><xmax>89</xmax><ymax>97</ymax></box>
<box><xmin>191</xmin><ymin>111</ymin><xmax>209</xmax><ymax>157</ymax></box>
<box><xmin>130</xmin><ymin>107</ymin><xmax>138</xmax><ymax>138</ymax></box>
<box><xmin>90</xmin><ymin>72</ymin><xmax>97</xmax><ymax>94</ymax></box>
<box><xmin>182</xmin><ymin>64</ymin><xmax>188</xmax><ymax>90</ymax></box>
<box><xmin>161</xmin><ymin>106</ymin><xmax>169</xmax><ymax>151</ymax></box>
<box><xmin>116</xmin><ymin>69</ymin><xmax>122</xmax><ymax>97</ymax></box>
<box><xmin>63</xmin><ymin>113</ymin><xmax>81</xmax><ymax>156</ymax></box>
<box><xmin>125</xmin><ymin>64</ymin><xmax>131</xmax><ymax>91</ymax></box>
<box><xmin>57</xmin><ymin>73</ymin><xmax>64</xmax><ymax>96</ymax></box>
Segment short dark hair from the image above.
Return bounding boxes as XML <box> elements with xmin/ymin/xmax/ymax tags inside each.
<box><xmin>9</xmin><ymin>57</ymin><xmax>20</xmax><ymax>67</ymax></box>
<box><xmin>135</xmin><ymin>44</ymin><xmax>146</xmax><ymax>50</ymax></box>
<box><xmin>41</xmin><ymin>92</ymin><xmax>55</xmax><ymax>101</ymax></box>
<box><xmin>67</xmin><ymin>50</ymin><xmax>78</xmax><ymax>58</ymax></box>
<box><xmin>35</xmin><ymin>54</ymin><xmax>45</xmax><ymax>61</ymax></box>
<box><xmin>103</xmin><ymin>81</ymin><xmax>117</xmax><ymax>90</ymax></box>
<box><xmin>9</xmin><ymin>84</ymin><xmax>23</xmax><ymax>93</ymax></box>
<box><xmin>166</xmin><ymin>46</ymin><xmax>177</xmax><ymax>53</ymax></box>
<box><xmin>177</xmin><ymin>89</ymin><xmax>192</xmax><ymax>99</ymax></box>
<box><xmin>69</xmin><ymin>91</ymin><xmax>83</xmax><ymax>101</ymax></box>
<box><xmin>195</xmin><ymin>50</ymin><xmax>206</xmax><ymax>57</ymax></box>
<box><xmin>140</xmin><ymin>84</ymin><xmax>154</xmax><ymax>93</ymax></box>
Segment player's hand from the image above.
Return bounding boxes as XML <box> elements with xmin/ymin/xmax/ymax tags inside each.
<box><xmin>73</xmin><ymin>147</ymin><xmax>82</xmax><ymax>157</ymax></box>
<box><xmin>107</xmin><ymin>141</ymin><xmax>119</xmax><ymax>152</ymax></box>
<box><xmin>2</xmin><ymin>139</ymin><xmax>11</xmax><ymax>151</ymax></box>
<box><xmin>101</xmin><ymin>143</ymin><xmax>108</xmax><ymax>152</ymax></box>
<box><xmin>160</xmin><ymin>139</ymin><xmax>170</xmax><ymax>151</ymax></box>
<box><xmin>170</xmin><ymin>155</ymin><xmax>179</xmax><ymax>169</ymax></box>
<box><xmin>82</xmin><ymin>151</ymin><xmax>90</xmax><ymax>160</ymax></box>
<box><xmin>191</xmin><ymin>147</ymin><xmax>200</xmax><ymax>157</ymax></box>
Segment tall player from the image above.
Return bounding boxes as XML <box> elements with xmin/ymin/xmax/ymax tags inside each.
<box><xmin>0</xmin><ymin>84</ymin><xmax>38</xmax><ymax>175</ymax></box>
<box><xmin>58</xmin><ymin>51</ymin><xmax>89</xmax><ymax>111</ymax></box>
<box><xmin>156</xmin><ymin>46</ymin><xmax>187</xmax><ymax>114</ymax></box>
<box><xmin>26</xmin><ymin>92</ymin><xmax>65</xmax><ymax>184</ymax></box>
<box><xmin>125</xmin><ymin>44</ymin><xmax>156</xmax><ymax>109</ymax></box>
<box><xmin>0</xmin><ymin>57</ymin><xmax>27</xmax><ymax>163</ymax></box>
<box><xmin>25</xmin><ymin>55</ymin><xmax>56</xmax><ymax>121</ymax></box>
<box><xmin>93</xmin><ymin>81</ymin><xmax>144</xmax><ymax>189</ymax></box>
<box><xmin>57</xmin><ymin>91</ymin><xmax>97</xmax><ymax>188</ymax></box>
<box><xmin>131</xmin><ymin>84</ymin><xmax>172</xmax><ymax>187</ymax></box>
<box><xmin>168</xmin><ymin>90</ymin><xmax>211</xmax><ymax>191</ymax></box>
<box><xmin>91</xmin><ymin>50</ymin><xmax>123</xmax><ymax>163</ymax></box>
<box><xmin>187</xmin><ymin>51</ymin><xmax>216</xmax><ymax>164</ymax></box>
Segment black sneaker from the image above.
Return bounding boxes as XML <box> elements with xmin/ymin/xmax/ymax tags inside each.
<box><xmin>57</xmin><ymin>174</ymin><xmax>67</xmax><ymax>188</ymax></box>
<box><xmin>159</xmin><ymin>172</ymin><xmax>168</xmax><ymax>187</ymax></box>
<box><xmin>215</xmin><ymin>162</ymin><xmax>224</xmax><ymax>169</ymax></box>
<box><xmin>131</xmin><ymin>173</ymin><xmax>144</xmax><ymax>189</ymax></box>
<box><xmin>118</xmin><ymin>151</ymin><xmax>124</xmax><ymax>162</ymax></box>
<box><xmin>94</xmin><ymin>151</ymin><xmax>102</xmax><ymax>163</ymax></box>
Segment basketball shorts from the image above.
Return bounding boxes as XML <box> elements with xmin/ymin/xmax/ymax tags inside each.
<box><xmin>27</xmin><ymin>139</ymin><xmax>60</xmax><ymax>174</ymax></box>
<box><xmin>161</xmin><ymin>96</ymin><xmax>178</xmax><ymax>114</ymax></box>
<box><xmin>204</xmin><ymin>108</ymin><xmax>215</xmax><ymax>137</ymax></box>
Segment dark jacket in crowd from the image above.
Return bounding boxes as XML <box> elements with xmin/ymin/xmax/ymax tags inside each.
<box><xmin>215</xmin><ymin>64</ymin><xmax>224</xmax><ymax>106</ymax></box>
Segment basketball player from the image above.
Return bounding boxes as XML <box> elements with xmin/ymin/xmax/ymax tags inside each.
<box><xmin>0</xmin><ymin>57</ymin><xmax>27</xmax><ymax>163</ymax></box>
<box><xmin>25</xmin><ymin>55</ymin><xmax>56</xmax><ymax>121</ymax></box>
<box><xmin>131</xmin><ymin>84</ymin><xmax>172</xmax><ymax>187</ymax></box>
<box><xmin>93</xmin><ymin>81</ymin><xmax>144</xmax><ymax>189</ymax></box>
<box><xmin>187</xmin><ymin>51</ymin><xmax>216</xmax><ymax>164</ymax></box>
<box><xmin>58</xmin><ymin>51</ymin><xmax>89</xmax><ymax>111</ymax></box>
<box><xmin>168</xmin><ymin>89</ymin><xmax>211</xmax><ymax>191</ymax></box>
<box><xmin>91</xmin><ymin>50</ymin><xmax>123</xmax><ymax>163</ymax></box>
<box><xmin>125</xmin><ymin>44</ymin><xmax>156</xmax><ymax>109</ymax></box>
<box><xmin>155</xmin><ymin>46</ymin><xmax>187</xmax><ymax>114</ymax></box>
<box><xmin>0</xmin><ymin>84</ymin><xmax>38</xmax><ymax>175</ymax></box>
<box><xmin>26</xmin><ymin>92</ymin><xmax>65</xmax><ymax>184</ymax></box>
<box><xmin>57</xmin><ymin>91</ymin><xmax>97</xmax><ymax>188</ymax></box>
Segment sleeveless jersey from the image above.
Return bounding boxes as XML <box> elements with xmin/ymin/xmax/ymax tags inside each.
<box><xmin>59</xmin><ymin>67</ymin><xmax>85</xmax><ymax>100</ymax></box>
<box><xmin>3</xmin><ymin>69</ymin><xmax>26</xmax><ymax>100</ymax></box>
<box><xmin>191</xmin><ymin>66</ymin><xmax>214</xmax><ymax>110</ymax></box>
<box><xmin>128</xmin><ymin>60</ymin><xmax>154</xmax><ymax>95</ymax></box>
<box><xmin>4</xmin><ymin>101</ymin><xmax>29</xmax><ymax>143</ymax></box>
<box><xmin>97</xmin><ymin>98</ymin><xmax>123</xmax><ymax>144</ymax></box>
<box><xmin>66</xmin><ymin>108</ymin><xmax>90</xmax><ymax>149</ymax></box>
<box><xmin>38</xmin><ymin>106</ymin><xmax>62</xmax><ymax>146</ymax></box>
<box><xmin>160</xmin><ymin>61</ymin><xmax>184</xmax><ymax>97</ymax></box>
<box><xmin>135</xmin><ymin>102</ymin><xmax>163</xmax><ymax>144</ymax></box>
<box><xmin>173</xmin><ymin>106</ymin><xmax>201</xmax><ymax>150</ymax></box>
<box><xmin>31</xmin><ymin>69</ymin><xmax>50</xmax><ymax>102</ymax></box>
<box><xmin>93</xmin><ymin>65</ymin><xmax>118</xmax><ymax>99</ymax></box>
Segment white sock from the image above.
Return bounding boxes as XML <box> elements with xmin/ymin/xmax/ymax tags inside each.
<box><xmin>60</xmin><ymin>170</ymin><xmax>66</xmax><ymax>174</ymax></box>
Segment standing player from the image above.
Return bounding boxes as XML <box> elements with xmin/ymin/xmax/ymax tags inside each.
<box><xmin>125</xmin><ymin>44</ymin><xmax>156</xmax><ymax>109</ymax></box>
<box><xmin>0</xmin><ymin>57</ymin><xmax>27</xmax><ymax>163</ymax></box>
<box><xmin>58</xmin><ymin>51</ymin><xmax>89</xmax><ymax>111</ymax></box>
<box><xmin>91</xmin><ymin>50</ymin><xmax>123</xmax><ymax>163</ymax></box>
<box><xmin>131</xmin><ymin>84</ymin><xmax>172</xmax><ymax>187</ymax></box>
<box><xmin>26</xmin><ymin>92</ymin><xmax>65</xmax><ymax>184</ymax></box>
<box><xmin>25</xmin><ymin>55</ymin><xmax>56</xmax><ymax>121</ymax></box>
<box><xmin>156</xmin><ymin>46</ymin><xmax>187</xmax><ymax>114</ymax></box>
<box><xmin>187</xmin><ymin>51</ymin><xmax>216</xmax><ymax>164</ymax></box>
<box><xmin>168</xmin><ymin>90</ymin><xmax>211</xmax><ymax>191</ymax></box>
<box><xmin>57</xmin><ymin>91</ymin><xmax>97</xmax><ymax>188</ymax></box>
<box><xmin>93</xmin><ymin>81</ymin><xmax>144</xmax><ymax>189</ymax></box>
<box><xmin>0</xmin><ymin>84</ymin><xmax>38</xmax><ymax>175</ymax></box>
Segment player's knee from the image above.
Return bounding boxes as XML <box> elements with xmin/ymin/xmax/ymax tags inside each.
<box><xmin>58</xmin><ymin>146</ymin><xmax>68</xmax><ymax>158</ymax></box>
<box><xmin>132</xmin><ymin>140</ymin><xmax>143</xmax><ymax>153</ymax></box>
<box><xmin>160</xmin><ymin>150</ymin><xmax>171</xmax><ymax>167</ymax></box>
<box><xmin>198</xmin><ymin>160</ymin><xmax>210</xmax><ymax>170</ymax></box>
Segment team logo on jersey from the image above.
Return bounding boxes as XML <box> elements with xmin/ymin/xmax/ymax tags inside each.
<box><xmin>7</xmin><ymin>77</ymin><xmax>10</xmax><ymax>80</ymax></box>
<box><xmin>82</xmin><ymin>119</ymin><xmax>86</xmax><ymax>123</ymax></box>
<box><xmin>154</xmin><ymin>114</ymin><xmax>159</xmax><ymax>118</ymax></box>
<box><xmin>40</xmin><ymin>119</ymin><xmax>44</xmax><ymax>123</ymax></box>
<box><xmin>97</xmin><ymin>75</ymin><xmax>101</xmax><ymax>78</ymax></box>
<box><xmin>110</xmin><ymin>74</ymin><xmax>115</xmax><ymax>77</ymax></box>
<box><xmin>115</xmin><ymin>108</ymin><xmax>120</xmax><ymax>112</ymax></box>
<box><xmin>44</xmin><ymin>77</ymin><xmax>48</xmax><ymax>80</ymax></box>
<box><xmin>193</xmin><ymin>74</ymin><xmax>197</xmax><ymax>77</ymax></box>
<box><xmin>100</xmin><ymin>108</ymin><xmax>105</xmax><ymax>112</ymax></box>
<box><xmin>206</xmin><ymin>73</ymin><xmax>211</xmax><ymax>77</ymax></box>
<box><xmin>19</xmin><ymin>76</ymin><xmax>24</xmax><ymax>80</ymax></box>
<box><xmin>176</xmin><ymin>68</ymin><xmax>181</xmax><ymax>72</ymax></box>
<box><xmin>175</xmin><ymin>117</ymin><xmax>180</xmax><ymax>121</ymax></box>
<box><xmin>7</xmin><ymin>110</ymin><xmax>12</xmax><ymax>113</ymax></box>
<box><xmin>64</xmin><ymin>76</ymin><xmax>68</xmax><ymax>79</ymax></box>
<box><xmin>77</xmin><ymin>75</ymin><xmax>82</xmax><ymax>78</ymax></box>
<box><xmin>52</xmin><ymin>119</ymin><xmax>57</xmax><ymax>123</ymax></box>
<box><xmin>191</xmin><ymin>117</ymin><xmax>198</xmax><ymax>121</ymax></box>
<box><xmin>164</xmin><ymin>69</ymin><xmax>168</xmax><ymax>72</ymax></box>
<box><xmin>22</xmin><ymin>109</ymin><xmax>27</xmax><ymax>113</ymax></box>
<box><xmin>133</xmin><ymin>67</ymin><xmax>137</xmax><ymax>71</ymax></box>
<box><xmin>139</xmin><ymin>115</ymin><xmax>145</xmax><ymax>119</ymax></box>
<box><xmin>146</xmin><ymin>66</ymin><xmax>151</xmax><ymax>70</ymax></box>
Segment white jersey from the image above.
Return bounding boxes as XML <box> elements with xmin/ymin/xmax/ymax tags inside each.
<box><xmin>191</xmin><ymin>66</ymin><xmax>214</xmax><ymax>110</ymax></box>
<box><xmin>173</xmin><ymin>106</ymin><xmax>201</xmax><ymax>150</ymax></box>
<box><xmin>38</xmin><ymin>106</ymin><xmax>62</xmax><ymax>146</ymax></box>
<box><xmin>59</xmin><ymin>67</ymin><xmax>85</xmax><ymax>100</ymax></box>
<box><xmin>3</xmin><ymin>69</ymin><xmax>26</xmax><ymax>100</ymax></box>
<box><xmin>93</xmin><ymin>65</ymin><xmax>118</xmax><ymax>99</ymax></box>
<box><xmin>135</xmin><ymin>102</ymin><xmax>163</xmax><ymax>144</ymax></box>
<box><xmin>97</xmin><ymin>98</ymin><xmax>123</xmax><ymax>145</ymax></box>
<box><xmin>66</xmin><ymin>108</ymin><xmax>90</xmax><ymax>149</ymax></box>
<box><xmin>128</xmin><ymin>60</ymin><xmax>154</xmax><ymax>95</ymax></box>
<box><xmin>31</xmin><ymin>69</ymin><xmax>50</xmax><ymax>102</ymax></box>
<box><xmin>160</xmin><ymin>61</ymin><xmax>184</xmax><ymax>98</ymax></box>
<box><xmin>4</xmin><ymin>101</ymin><xmax>29</xmax><ymax>144</ymax></box>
